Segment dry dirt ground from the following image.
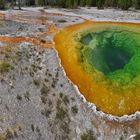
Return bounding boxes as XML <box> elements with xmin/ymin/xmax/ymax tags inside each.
<box><xmin>0</xmin><ymin>7</ymin><xmax>140</xmax><ymax>140</ymax></box>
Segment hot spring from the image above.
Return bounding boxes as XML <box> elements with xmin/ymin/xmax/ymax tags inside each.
<box><xmin>54</xmin><ymin>21</ymin><xmax>140</xmax><ymax>116</ymax></box>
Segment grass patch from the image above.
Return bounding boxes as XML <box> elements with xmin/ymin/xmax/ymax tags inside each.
<box><xmin>60</xmin><ymin>122</ymin><xmax>70</xmax><ymax>134</ymax></box>
<box><xmin>5</xmin><ymin>128</ymin><xmax>14</xmax><ymax>139</ymax></box>
<box><xmin>56</xmin><ymin>107</ymin><xmax>67</xmax><ymax>120</ymax></box>
<box><xmin>31</xmin><ymin>64</ymin><xmax>38</xmax><ymax>73</ymax></box>
<box><xmin>81</xmin><ymin>130</ymin><xmax>96</xmax><ymax>140</ymax></box>
<box><xmin>41</xmin><ymin>95</ymin><xmax>47</xmax><ymax>104</ymax></box>
<box><xmin>24</xmin><ymin>91</ymin><xmax>30</xmax><ymax>101</ymax></box>
<box><xmin>16</xmin><ymin>95</ymin><xmax>22</xmax><ymax>101</ymax></box>
<box><xmin>33</xmin><ymin>79</ymin><xmax>40</xmax><ymax>87</ymax></box>
<box><xmin>31</xmin><ymin>124</ymin><xmax>35</xmax><ymax>132</ymax></box>
<box><xmin>71</xmin><ymin>105</ymin><xmax>78</xmax><ymax>115</ymax></box>
<box><xmin>59</xmin><ymin>92</ymin><xmax>63</xmax><ymax>98</ymax></box>
<box><xmin>0</xmin><ymin>62</ymin><xmax>14</xmax><ymax>73</ymax></box>
<box><xmin>40</xmin><ymin>84</ymin><xmax>49</xmax><ymax>96</ymax></box>
<box><xmin>42</xmin><ymin>108</ymin><xmax>52</xmax><ymax>118</ymax></box>
<box><xmin>63</xmin><ymin>95</ymin><xmax>69</xmax><ymax>105</ymax></box>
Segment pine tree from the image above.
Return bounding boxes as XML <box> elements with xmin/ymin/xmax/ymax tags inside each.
<box><xmin>92</xmin><ymin>0</ymin><xmax>97</xmax><ymax>6</ymax></box>
<box><xmin>133</xmin><ymin>0</ymin><xmax>140</xmax><ymax>9</ymax></box>
<box><xmin>97</xmin><ymin>0</ymin><xmax>105</xmax><ymax>9</ymax></box>
<box><xmin>1</xmin><ymin>0</ymin><xmax>139</xmax><ymax>10</ymax></box>
<box><xmin>104</xmin><ymin>0</ymin><xmax>112</xmax><ymax>7</ymax></box>
<box><xmin>65</xmin><ymin>0</ymin><xmax>71</xmax><ymax>8</ymax></box>
<box><xmin>118</xmin><ymin>0</ymin><xmax>132</xmax><ymax>10</ymax></box>
<box><xmin>80</xmin><ymin>0</ymin><xmax>86</xmax><ymax>6</ymax></box>
<box><xmin>65</xmin><ymin>0</ymin><xmax>78</xmax><ymax>8</ymax></box>
<box><xmin>112</xmin><ymin>0</ymin><xmax>118</xmax><ymax>7</ymax></box>
<box><xmin>18</xmin><ymin>0</ymin><xmax>21</xmax><ymax>10</ymax></box>
<box><xmin>86</xmin><ymin>0</ymin><xmax>93</xmax><ymax>6</ymax></box>
<box><xmin>73</xmin><ymin>0</ymin><xmax>79</xmax><ymax>8</ymax></box>
<box><xmin>104</xmin><ymin>0</ymin><xmax>118</xmax><ymax>7</ymax></box>
<box><xmin>0</xmin><ymin>0</ymin><xmax>5</xmax><ymax>9</ymax></box>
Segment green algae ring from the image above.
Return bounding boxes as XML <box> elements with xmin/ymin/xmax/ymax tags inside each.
<box><xmin>54</xmin><ymin>21</ymin><xmax>140</xmax><ymax>116</ymax></box>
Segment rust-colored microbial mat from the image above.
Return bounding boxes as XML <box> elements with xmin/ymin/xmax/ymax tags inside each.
<box><xmin>54</xmin><ymin>21</ymin><xmax>140</xmax><ymax>116</ymax></box>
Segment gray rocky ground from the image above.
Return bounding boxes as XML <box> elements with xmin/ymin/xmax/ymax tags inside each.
<box><xmin>0</xmin><ymin>7</ymin><xmax>140</xmax><ymax>140</ymax></box>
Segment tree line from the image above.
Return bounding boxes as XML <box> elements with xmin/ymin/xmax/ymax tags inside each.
<box><xmin>44</xmin><ymin>0</ymin><xmax>140</xmax><ymax>10</ymax></box>
<box><xmin>0</xmin><ymin>0</ymin><xmax>140</xmax><ymax>10</ymax></box>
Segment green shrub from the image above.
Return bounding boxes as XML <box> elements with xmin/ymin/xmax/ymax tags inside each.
<box><xmin>31</xmin><ymin>124</ymin><xmax>35</xmax><ymax>132</ymax></box>
<box><xmin>40</xmin><ymin>84</ymin><xmax>49</xmax><ymax>96</ymax></box>
<box><xmin>33</xmin><ymin>79</ymin><xmax>40</xmax><ymax>87</ymax></box>
<box><xmin>42</xmin><ymin>108</ymin><xmax>52</xmax><ymax>118</ymax></box>
<box><xmin>71</xmin><ymin>105</ymin><xmax>78</xmax><ymax>115</ymax></box>
<box><xmin>41</xmin><ymin>95</ymin><xmax>47</xmax><ymax>104</ymax></box>
<box><xmin>0</xmin><ymin>62</ymin><xmax>13</xmax><ymax>73</ymax></box>
<box><xmin>0</xmin><ymin>0</ymin><xmax>5</xmax><ymax>9</ymax></box>
<box><xmin>63</xmin><ymin>95</ymin><xmax>69</xmax><ymax>105</ymax></box>
<box><xmin>59</xmin><ymin>92</ymin><xmax>64</xmax><ymax>98</ymax></box>
<box><xmin>56</xmin><ymin>107</ymin><xmax>67</xmax><ymax>120</ymax></box>
<box><xmin>60</xmin><ymin>122</ymin><xmax>70</xmax><ymax>134</ymax></box>
<box><xmin>16</xmin><ymin>95</ymin><xmax>22</xmax><ymax>101</ymax></box>
<box><xmin>81</xmin><ymin>130</ymin><xmax>96</xmax><ymax>140</ymax></box>
<box><xmin>24</xmin><ymin>91</ymin><xmax>30</xmax><ymax>101</ymax></box>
